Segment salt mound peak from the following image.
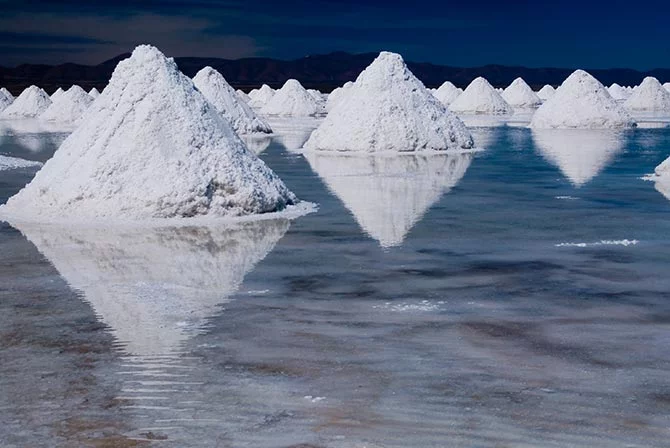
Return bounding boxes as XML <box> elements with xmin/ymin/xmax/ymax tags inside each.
<box><xmin>40</xmin><ymin>85</ymin><xmax>94</xmax><ymax>124</ymax></box>
<box><xmin>193</xmin><ymin>67</ymin><xmax>272</xmax><ymax>135</ymax></box>
<box><xmin>530</xmin><ymin>70</ymin><xmax>635</xmax><ymax>129</ymax></box>
<box><xmin>248</xmin><ymin>84</ymin><xmax>275</xmax><ymax>108</ymax></box>
<box><xmin>89</xmin><ymin>87</ymin><xmax>101</xmax><ymax>99</ymax></box>
<box><xmin>1</xmin><ymin>44</ymin><xmax>296</xmax><ymax>220</ymax></box>
<box><xmin>325</xmin><ymin>81</ymin><xmax>354</xmax><ymax>112</ymax></box>
<box><xmin>305</xmin><ymin>51</ymin><xmax>474</xmax><ymax>152</ymax></box>
<box><xmin>608</xmin><ymin>83</ymin><xmax>631</xmax><ymax>101</ymax></box>
<box><xmin>261</xmin><ymin>79</ymin><xmax>325</xmax><ymax>116</ymax></box>
<box><xmin>502</xmin><ymin>77</ymin><xmax>542</xmax><ymax>108</ymax></box>
<box><xmin>449</xmin><ymin>77</ymin><xmax>513</xmax><ymax>115</ymax></box>
<box><xmin>0</xmin><ymin>85</ymin><xmax>52</xmax><ymax>119</ymax></box>
<box><xmin>0</xmin><ymin>89</ymin><xmax>13</xmax><ymax>112</ymax></box>
<box><xmin>51</xmin><ymin>87</ymin><xmax>65</xmax><ymax>102</ymax></box>
<box><xmin>624</xmin><ymin>77</ymin><xmax>670</xmax><ymax>112</ymax></box>
<box><xmin>0</xmin><ymin>88</ymin><xmax>14</xmax><ymax>101</ymax></box>
<box><xmin>537</xmin><ymin>85</ymin><xmax>556</xmax><ymax>101</ymax></box>
<box><xmin>433</xmin><ymin>81</ymin><xmax>462</xmax><ymax>106</ymax></box>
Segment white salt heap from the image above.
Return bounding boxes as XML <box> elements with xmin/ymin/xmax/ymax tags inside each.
<box><xmin>433</xmin><ymin>81</ymin><xmax>462</xmax><ymax>106</ymax></box>
<box><xmin>304</xmin><ymin>51</ymin><xmax>473</xmax><ymax>152</ymax></box>
<box><xmin>608</xmin><ymin>83</ymin><xmax>631</xmax><ymax>101</ymax></box>
<box><xmin>325</xmin><ymin>81</ymin><xmax>354</xmax><ymax>112</ymax></box>
<box><xmin>248</xmin><ymin>84</ymin><xmax>275</xmax><ymax>108</ymax></box>
<box><xmin>530</xmin><ymin>70</ymin><xmax>635</xmax><ymax>129</ymax></box>
<box><xmin>0</xmin><ymin>88</ymin><xmax>14</xmax><ymax>101</ymax></box>
<box><xmin>624</xmin><ymin>77</ymin><xmax>670</xmax><ymax>112</ymax></box>
<box><xmin>664</xmin><ymin>82</ymin><xmax>670</xmax><ymax>93</ymax></box>
<box><xmin>236</xmin><ymin>89</ymin><xmax>251</xmax><ymax>103</ymax></box>
<box><xmin>193</xmin><ymin>67</ymin><xmax>272</xmax><ymax>134</ymax></box>
<box><xmin>654</xmin><ymin>157</ymin><xmax>670</xmax><ymax>200</ymax></box>
<box><xmin>0</xmin><ymin>45</ymin><xmax>296</xmax><ymax>220</ymax></box>
<box><xmin>261</xmin><ymin>79</ymin><xmax>325</xmax><ymax>116</ymax></box>
<box><xmin>89</xmin><ymin>88</ymin><xmax>101</xmax><ymax>99</ymax></box>
<box><xmin>0</xmin><ymin>89</ymin><xmax>13</xmax><ymax>112</ymax></box>
<box><xmin>537</xmin><ymin>85</ymin><xmax>556</xmax><ymax>101</ymax></box>
<box><xmin>449</xmin><ymin>77</ymin><xmax>513</xmax><ymax>115</ymax></box>
<box><xmin>0</xmin><ymin>86</ymin><xmax>52</xmax><ymax>119</ymax></box>
<box><xmin>502</xmin><ymin>78</ymin><xmax>542</xmax><ymax>108</ymax></box>
<box><xmin>40</xmin><ymin>85</ymin><xmax>94</xmax><ymax>124</ymax></box>
<box><xmin>50</xmin><ymin>87</ymin><xmax>65</xmax><ymax>102</ymax></box>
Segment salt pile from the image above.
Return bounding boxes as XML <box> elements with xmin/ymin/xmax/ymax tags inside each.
<box><xmin>624</xmin><ymin>77</ymin><xmax>670</xmax><ymax>112</ymax></box>
<box><xmin>0</xmin><ymin>88</ymin><xmax>14</xmax><ymax>101</ymax></box>
<box><xmin>0</xmin><ymin>154</ymin><xmax>43</xmax><ymax>171</ymax></box>
<box><xmin>304</xmin><ymin>52</ymin><xmax>473</xmax><ymax>152</ymax></box>
<box><xmin>236</xmin><ymin>89</ymin><xmax>251</xmax><ymax>103</ymax></box>
<box><xmin>248</xmin><ymin>84</ymin><xmax>275</xmax><ymax>108</ymax></box>
<box><xmin>0</xmin><ymin>89</ymin><xmax>12</xmax><ymax>112</ymax></box>
<box><xmin>0</xmin><ymin>45</ymin><xmax>296</xmax><ymax>220</ymax></box>
<box><xmin>433</xmin><ymin>81</ymin><xmax>462</xmax><ymax>106</ymax></box>
<box><xmin>304</xmin><ymin>151</ymin><xmax>472</xmax><ymax>247</ymax></box>
<box><xmin>653</xmin><ymin>157</ymin><xmax>670</xmax><ymax>200</ymax></box>
<box><xmin>89</xmin><ymin>88</ymin><xmax>101</xmax><ymax>99</ymax></box>
<box><xmin>325</xmin><ymin>81</ymin><xmax>354</xmax><ymax>112</ymax></box>
<box><xmin>537</xmin><ymin>85</ymin><xmax>556</xmax><ymax>101</ymax></box>
<box><xmin>39</xmin><ymin>85</ymin><xmax>94</xmax><ymax>124</ymax></box>
<box><xmin>193</xmin><ymin>67</ymin><xmax>272</xmax><ymax>134</ymax></box>
<box><xmin>502</xmin><ymin>78</ymin><xmax>542</xmax><ymax>108</ymax></box>
<box><xmin>530</xmin><ymin>70</ymin><xmax>635</xmax><ymax>129</ymax></box>
<box><xmin>664</xmin><ymin>82</ymin><xmax>670</xmax><ymax>93</ymax></box>
<box><xmin>261</xmin><ymin>79</ymin><xmax>325</xmax><ymax>116</ymax></box>
<box><xmin>0</xmin><ymin>86</ymin><xmax>52</xmax><ymax>119</ymax></box>
<box><xmin>449</xmin><ymin>77</ymin><xmax>513</xmax><ymax>115</ymax></box>
<box><xmin>50</xmin><ymin>87</ymin><xmax>65</xmax><ymax>102</ymax></box>
<box><xmin>608</xmin><ymin>83</ymin><xmax>631</xmax><ymax>101</ymax></box>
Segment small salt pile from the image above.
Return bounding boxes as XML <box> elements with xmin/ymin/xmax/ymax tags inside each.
<box><xmin>0</xmin><ymin>85</ymin><xmax>52</xmax><ymax>119</ymax></box>
<box><xmin>449</xmin><ymin>77</ymin><xmax>513</xmax><ymax>115</ymax></box>
<box><xmin>248</xmin><ymin>84</ymin><xmax>275</xmax><ymax>108</ymax></box>
<box><xmin>608</xmin><ymin>83</ymin><xmax>631</xmax><ymax>101</ymax></box>
<box><xmin>624</xmin><ymin>77</ymin><xmax>670</xmax><ymax>113</ymax></box>
<box><xmin>537</xmin><ymin>85</ymin><xmax>556</xmax><ymax>101</ymax></box>
<box><xmin>502</xmin><ymin>78</ymin><xmax>542</xmax><ymax>108</ymax></box>
<box><xmin>433</xmin><ymin>81</ymin><xmax>462</xmax><ymax>106</ymax></box>
<box><xmin>325</xmin><ymin>81</ymin><xmax>354</xmax><ymax>112</ymax></box>
<box><xmin>40</xmin><ymin>85</ymin><xmax>94</xmax><ymax>124</ymax></box>
<box><xmin>261</xmin><ymin>79</ymin><xmax>325</xmax><ymax>116</ymax></box>
<box><xmin>89</xmin><ymin>88</ymin><xmax>101</xmax><ymax>99</ymax></box>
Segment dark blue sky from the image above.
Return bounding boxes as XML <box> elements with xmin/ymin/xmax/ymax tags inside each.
<box><xmin>1</xmin><ymin>0</ymin><xmax>668</xmax><ymax>69</ymax></box>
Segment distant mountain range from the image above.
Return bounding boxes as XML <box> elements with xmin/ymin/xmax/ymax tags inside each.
<box><xmin>1</xmin><ymin>51</ymin><xmax>669</xmax><ymax>95</ymax></box>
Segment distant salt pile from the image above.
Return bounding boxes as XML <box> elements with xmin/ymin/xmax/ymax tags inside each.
<box><xmin>449</xmin><ymin>77</ymin><xmax>513</xmax><ymax>115</ymax></box>
<box><xmin>325</xmin><ymin>81</ymin><xmax>354</xmax><ymax>112</ymax></box>
<box><xmin>0</xmin><ymin>89</ymin><xmax>13</xmax><ymax>112</ymax></box>
<box><xmin>624</xmin><ymin>77</ymin><xmax>670</xmax><ymax>112</ymax></box>
<box><xmin>89</xmin><ymin>88</ymin><xmax>101</xmax><ymax>99</ymax></box>
<box><xmin>50</xmin><ymin>88</ymin><xmax>65</xmax><ymax>102</ymax></box>
<box><xmin>502</xmin><ymin>78</ymin><xmax>542</xmax><ymax>108</ymax></box>
<box><xmin>530</xmin><ymin>70</ymin><xmax>635</xmax><ymax>129</ymax></box>
<box><xmin>193</xmin><ymin>67</ymin><xmax>272</xmax><ymax>135</ymax></box>
<box><xmin>664</xmin><ymin>82</ymin><xmax>670</xmax><ymax>93</ymax></box>
<box><xmin>608</xmin><ymin>83</ymin><xmax>631</xmax><ymax>101</ymax></box>
<box><xmin>537</xmin><ymin>85</ymin><xmax>556</xmax><ymax>101</ymax></box>
<box><xmin>0</xmin><ymin>155</ymin><xmax>43</xmax><ymax>171</ymax></box>
<box><xmin>305</xmin><ymin>51</ymin><xmax>474</xmax><ymax>152</ymax></box>
<box><xmin>0</xmin><ymin>86</ymin><xmax>52</xmax><ymax>119</ymax></box>
<box><xmin>248</xmin><ymin>84</ymin><xmax>275</xmax><ymax>108</ymax></box>
<box><xmin>236</xmin><ymin>89</ymin><xmax>251</xmax><ymax>103</ymax></box>
<box><xmin>0</xmin><ymin>88</ymin><xmax>14</xmax><ymax>101</ymax></box>
<box><xmin>261</xmin><ymin>79</ymin><xmax>325</xmax><ymax>116</ymax></box>
<box><xmin>0</xmin><ymin>45</ymin><xmax>296</xmax><ymax>220</ymax></box>
<box><xmin>40</xmin><ymin>85</ymin><xmax>94</xmax><ymax>124</ymax></box>
<box><xmin>654</xmin><ymin>157</ymin><xmax>670</xmax><ymax>200</ymax></box>
<box><xmin>433</xmin><ymin>81</ymin><xmax>462</xmax><ymax>106</ymax></box>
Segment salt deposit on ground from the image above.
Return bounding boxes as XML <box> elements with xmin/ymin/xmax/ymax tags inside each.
<box><xmin>0</xmin><ymin>86</ymin><xmax>52</xmax><ymax>119</ymax></box>
<box><xmin>89</xmin><ymin>88</ymin><xmax>101</xmax><ymax>99</ymax></box>
<box><xmin>261</xmin><ymin>79</ymin><xmax>325</xmax><ymax>117</ymax></box>
<box><xmin>0</xmin><ymin>45</ymin><xmax>297</xmax><ymax>221</ymax></box>
<box><xmin>608</xmin><ymin>83</ymin><xmax>631</xmax><ymax>101</ymax></box>
<box><xmin>248</xmin><ymin>84</ymin><xmax>275</xmax><ymax>108</ymax></box>
<box><xmin>530</xmin><ymin>70</ymin><xmax>635</xmax><ymax>129</ymax></box>
<box><xmin>193</xmin><ymin>67</ymin><xmax>272</xmax><ymax>135</ymax></box>
<box><xmin>502</xmin><ymin>78</ymin><xmax>542</xmax><ymax>108</ymax></box>
<box><xmin>624</xmin><ymin>77</ymin><xmax>670</xmax><ymax>112</ymax></box>
<box><xmin>304</xmin><ymin>151</ymin><xmax>473</xmax><ymax>247</ymax></box>
<box><xmin>325</xmin><ymin>81</ymin><xmax>354</xmax><ymax>112</ymax></box>
<box><xmin>537</xmin><ymin>85</ymin><xmax>556</xmax><ymax>101</ymax></box>
<box><xmin>0</xmin><ymin>88</ymin><xmax>13</xmax><ymax>101</ymax></box>
<box><xmin>449</xmin><ymin>77</ymin><xmax>513</xmax><ymax>115</ymax></box>
<box><xmin>433</xmin><ymin>81</ymin><xmax>462</xmax><ymax>106</ymax></box>
<box><xmin>0</xmin><ymin>154</ymin><xmax>43</xmax><ymax>171</ymax></box>
<box><xmin>304</xmin><ymin>52</ymin><xmax>473</xmax><ymax>152</ymax></box>
<box><xmin>39</xmin><ymin>85</ymin><xmax>94</xmax><ymax>124</ymax></box>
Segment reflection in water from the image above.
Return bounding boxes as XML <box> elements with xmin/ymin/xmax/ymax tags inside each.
<box><xmin>654</xmin><ymin>175</ymin><xmax>670</xmax><ymax>200</ymax></box>
<box><xmin>532</xmin><ymin>129</ymin><xmax>626</xmax><ymax>187</ymax></box>
<box><xmin>10</xmin><ymin>219</ymin><xmax>290</xmax><ymax>356</ymax></box>
<box><xmin>240</xmin><ymin>135</ymin><xmax>272</xmax><ymax>155</ymax></box>
<box><xmin>305</xmin><ymin>151</ymin><xmax>473</xmax><ymax>248</ymax></box>
<box><xmin>265</xmin><ymin>117</ymin><xmax>320</xmax><ymax>152</ymax></box>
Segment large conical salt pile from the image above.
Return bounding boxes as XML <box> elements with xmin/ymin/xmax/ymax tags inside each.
<box><xmin>0</xmin><ymin>86</ymin><xmax>52</xmax><ymax>119</ymax></box>
<box><xmin>653</xmin><ymin>157</ymin><xmax>670</xmax><ymax>200</ymax></box>
<box><xmin>433</xmin><ymin>81</ymin><xmax>462</xmax><ymax>106</ymax></box>
<box><xmin>39</xmin><ymin>85</ymin><xmax>94</xmax><ymax>124</ymax></box>
<box><xmin>325</xmin><ymin>81</ymin><xmax>354</xmax><ymax>112</ymax></box>
<box><xmin>0</xmin><ymin>88</ymin><xmax>14</xmax><ymax>101</ymax></box>
<box><xmin>624</xmin><ymin>77</ymin><xmax>670</xmax><ymax>112</ymax></box>
<box><xmin>305</xmin><ymin>151</ymin><xmax>472</xmax><ymax>248</ymax></box>
<box><xmin>260</xmin><ymin>79</ymin><xmax>325</xmax><ymax>116</ymax></box>
<box><xmin>193</xmin><ymin>67</ymin><xmax>272</xmax><ymax>135</ymax></box>
<box><xmin>304</xmin><ymin>52</ymin><xmax>474</xmax><ymax>152</ymax></box>
<box><xmin>248</xmin><ymin>84</ymin><xmax>275</xmax><ymax>108</ymax></box>
<box><xmin>88</xmin><ymin>87</ymin><xmax>101</xmax><ymax>99</ymax></box>
<box><xmin>537</xmin><ymin>85</ymin><xmax>556</xmax><ymax>101</ymax></box>
<box><xmin>449</xmin><ymin>77</ymin><xmax>513</xmax><ymax>115</ymax></box>
<box><xmin>502</xmin><ymin>78</ymin><xmax>542</xmax><ymax>108</ymax></box>
<box><xmin>50</xmin><ymin>87</ymin><xmax>65</xmax><ymax>102</ymax></box>
<box><xmin>608</xmin><ymin>83</ymin><xmax>631</xmax><ymax>101</ymax></box>
<box><xmin>530</xmin><ymin>70</ymin><xmax>635</xmax><ymax>129</ymax></box>
<box><xmin>0</xmin><ymin>45</ymin><xmax>296</xmax><ymax>220</ymax></box>
<box><xmin>0</xmin><ymin>89</ymin><xmax>13</xmax><ymax>112</ymax></box>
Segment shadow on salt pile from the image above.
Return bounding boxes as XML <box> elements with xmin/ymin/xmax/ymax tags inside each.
<box><xmin>531</xmin><ymin>129</ymin><xmax>627</xmax><ymax>187</ymax></box>
<box><xmin>303</xmin><ymin>150</ymin><xmax>473</xmax><ymax>248</ymax></box>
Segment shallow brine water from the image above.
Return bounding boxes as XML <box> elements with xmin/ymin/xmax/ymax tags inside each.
<box><xmin>1</xmin><ymin>119</ymin><xmax>670</xmax><ymax>447</ymax></box>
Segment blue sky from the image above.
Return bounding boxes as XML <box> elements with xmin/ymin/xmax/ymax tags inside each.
<box><xmin>0</xmin><ymin>0</ymin><xmax>668</xmax><ymax>69</ymax></box>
